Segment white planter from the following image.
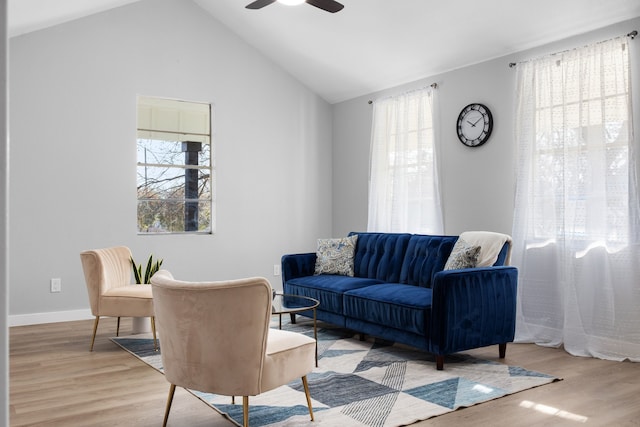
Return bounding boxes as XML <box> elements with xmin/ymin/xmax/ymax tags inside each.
<box><xmin>132</xmin><ymin>316</ymin><xmax>152</xmax><ymax>334</ymax></box>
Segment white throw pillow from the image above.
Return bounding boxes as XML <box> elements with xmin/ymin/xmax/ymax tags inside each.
<box><xmin>444</xmin><ymin>238</ymin><xmax>481</xmax><ymax>270</ymax></box>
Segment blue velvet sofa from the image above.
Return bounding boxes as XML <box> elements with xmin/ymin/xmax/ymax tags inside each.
<box><xmin>281</xmin><ymin>232</ymin><xmax>518</xmax><ymax>370</ymax></box>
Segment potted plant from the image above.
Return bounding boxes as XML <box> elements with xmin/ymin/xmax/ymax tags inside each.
<box><xmin>130</xmin><ymin>254</ymin><xmax>163</xmax><ymax>284</ymax></box>
<box><xmin>130</xmin><ymin>254</ymin><xmax>163</xmax><ymax>333</ymax></box>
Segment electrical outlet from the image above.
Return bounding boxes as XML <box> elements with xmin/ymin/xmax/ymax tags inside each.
<box><xmin>50</xmin><ymin>278</ymin><xmax>61</xmax><ymax>293</ymax></box>
<box><xmin>273</xmin><ymin>264</ymin><xmax>281</xmax><ymax>276</ymax></box>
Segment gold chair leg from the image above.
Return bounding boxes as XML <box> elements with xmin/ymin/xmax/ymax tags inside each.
<box><xmin>89</xmin><ymin>316</ymin><xmax>100</xmax><ymax>351</ymax></box>
<box><xmin>116</xmin><ymin>317</ymin><xmax>121</xmax><ymax>337</ymax></box>
<box><xmin>163</xmin><ymin>383</ymin><xmax>176</xmax><ymax>427</ymax></box>
<box><xmin>243</xmin><ymin>396</ymin><xmax>249</xmax><ymax>427</ymax></box>
<box><xmin>151</xmin><ymin>316</ymin><xmax>158</xmax><ymax>351</ymax></box>
<box><xmin>302</xmin><ymin>375</ymin><xmax>314</xmax><ymax>421</ymax></box>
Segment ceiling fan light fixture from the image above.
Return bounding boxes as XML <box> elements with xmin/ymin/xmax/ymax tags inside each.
<box><xmin>277</xmin><ymin>0</ymin><xmax>306</xmax><ymax>5</ymax></box>
<box><xmin>246</xmin><ymin>0</ymin><xmax>343</xmax><ymax>12</ymax></box>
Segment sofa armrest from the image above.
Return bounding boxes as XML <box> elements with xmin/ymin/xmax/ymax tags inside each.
<box><xmin>429</xmin><ymin>266</ymin><xmax>518</xmax><ymax>356</ymax></box>
<box><xmin>281</xmin><ymin>253</ymin><xmax>317</xmax><ymax>284</ymax></box>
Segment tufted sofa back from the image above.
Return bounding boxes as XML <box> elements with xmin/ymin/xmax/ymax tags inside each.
<box><xmin>350</xmin><ymin>232</ymin><xmax>456</xmax><ymax>287</ymax></box>
<box><xmin>349</xmin><ymin>232</ymin><xmax>511</xmax><ymax>288</ymax></box>
<box><xmin>400</xmin><ymin>235</ymin><xmax>458</xmax><ymax>287</ymax></box>
<box><xmin>349</xmin><ymin>232</ymin><xmax>411</xmax><ymax>283</ymax></box>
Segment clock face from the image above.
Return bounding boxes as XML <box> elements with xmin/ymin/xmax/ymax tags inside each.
<box><xmin>456</xmin><ymin>103</ymin><xmax>493</xmax><ymax>147</ymax></box>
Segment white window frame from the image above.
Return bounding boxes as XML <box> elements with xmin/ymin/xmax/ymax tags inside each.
<box><xmin>136</xmin><ymin>96</ymin><xmax>214</xmax><ymax>234</ymax></box>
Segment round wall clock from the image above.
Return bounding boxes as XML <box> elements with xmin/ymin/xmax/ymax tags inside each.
<box><xmin>456</xmin><ymin>103</ymin><xmax>493</xmax><ymax>147</ymax></box>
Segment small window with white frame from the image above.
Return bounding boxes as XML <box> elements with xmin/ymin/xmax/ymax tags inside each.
<box><xmin>136</xmin><ymin>96</ymin><xmax>213</xmax><ymax>234</ymax></box>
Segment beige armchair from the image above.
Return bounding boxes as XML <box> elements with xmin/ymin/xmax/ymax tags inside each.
<box><xmin>80</xmin><ymin>246</ymin><xmax>157</xmax><ymax>351</ymax></box>
<box><xmin>151</xmin><ymin>270</ymin><xmax>315</xmax><ymax>427</ymax></box>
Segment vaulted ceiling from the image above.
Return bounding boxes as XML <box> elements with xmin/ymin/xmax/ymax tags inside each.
<box><xmin>8</xmin><ymin>0</ymin><xmax>640</xmax><ymax>103</ymax></box>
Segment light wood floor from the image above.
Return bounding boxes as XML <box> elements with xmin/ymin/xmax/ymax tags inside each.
<box><xmin>9</xmin><ymin>318</ymin><xmax>640</xmax><ymax>426</ymax></box>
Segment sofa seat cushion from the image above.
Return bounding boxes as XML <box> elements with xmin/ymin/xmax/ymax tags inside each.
<box><xmin>285</xmin><ymin>275</ymin><xmax>384</xmax><ymax>315</ymax></box>
<box><xmin>343</xmin><ymin>284</ymin><xmax>432</xmax><ymax>336</ymax></box>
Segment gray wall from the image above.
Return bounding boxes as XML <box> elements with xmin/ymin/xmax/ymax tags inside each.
<box><xmin>9</xmin><ymin>0</ymin><xmax>333</xmax><ymax>320</ymax></box>
<box><xmin>332</xmin><ymin>17</ymin><xmax>640</xmax><ymax>238</ymax></box>
<box><xmin>7</xmin><ymin>0</ymin><xmax>639</xmax><ymax>326</ymax></box>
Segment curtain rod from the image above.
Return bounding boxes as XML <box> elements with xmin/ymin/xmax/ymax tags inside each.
<box><xmin>508</xmin><ymin>30</ymin><xmax>637</xmax><ymax>68</ymax></box>
<box><xmin>368</xmin><ymin>83</ymin><xmax>438</xmax><ymax>105</ymax></box>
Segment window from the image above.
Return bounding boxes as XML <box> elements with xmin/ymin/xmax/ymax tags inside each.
<box><xmin>516</xmin><ymin>39</ymin><xmax>632</xmax><ymax>246</ymax></box>
<box><xmin>367</xmin><ymin>87</ymin><xmax>443</xmax><ymax>234</ymax></box>
<box><xmin>512</xmin><ymin>36</ymin><xmax>639</xmax><ymax>360</ymax></box>
<box><xmin>136</xmin><ymin>96</ymin><xmax>213</xmax><ymax>234</ymax></box>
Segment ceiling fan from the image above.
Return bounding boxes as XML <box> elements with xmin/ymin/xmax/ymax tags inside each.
<box><xmin>246</xmin><ymin>0</ymin><xmax>344</xmax><ymax>13</ymax></box>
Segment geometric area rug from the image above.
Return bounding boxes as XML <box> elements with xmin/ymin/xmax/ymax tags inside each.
<box><xmin>112</xmin><ymin>319</ymin><xmax>560</xmax><ymax>427</ymax></box>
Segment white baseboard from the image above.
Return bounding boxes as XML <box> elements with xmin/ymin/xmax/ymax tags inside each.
<box><xmin>9</xmin><ymin>309</ymin><xmax>93</xmax><ymax>327</ymax></box>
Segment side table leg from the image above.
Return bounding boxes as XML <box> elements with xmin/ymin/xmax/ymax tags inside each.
<box><xmin>313</xmin><ymin>308</ymin><xmax>318</xmax><ymax>367</ymax></box>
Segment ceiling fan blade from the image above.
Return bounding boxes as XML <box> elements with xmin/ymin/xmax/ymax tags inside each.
<box><xmin>246</xmin><ymin>0</ymin><xmax>277</xmax><ymax>9</ymax></box>
<box><xmin>306</xmin><ymin>0</ymin><xmax>344</xmax><ymax>13</ymax></box>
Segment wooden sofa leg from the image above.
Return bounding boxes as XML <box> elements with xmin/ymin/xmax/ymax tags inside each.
<box><xmin>289</xmin><ymin>313</ymin><xmax>296</xmax><ymax>324</ymax></box>
<box><xmin>499</xmin><ymin>343</ymin><xmax>507</xmax><ymax>359</ymax></box>
<box><xmin>436</xmin><ymin>355</ymin><xmax>444</xmax><ymax>370</ymax></box>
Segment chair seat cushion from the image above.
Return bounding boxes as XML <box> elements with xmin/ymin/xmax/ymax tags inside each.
<box><xmin>100</xmin><ymin>284</ymin><xmax>154</xmax><ymax>317</ymax></box>
<box><xmin>267</xmin><ymin>328</ymin><xmax>316</xmax><ymax>355</ymax></box>
<box><xmin>263</xmin><ymin>328</ymin><xmax>315</xmax><ymax>392</ymax></box>
<box><xmin>343</xmin><ymin>284</ymin><xmax>432</xmax><ymax>336</ymax></box>
<box><xmin>104</xmin><ymin>284</ymin><xmax>153</xmax><ymax>298</ymax></box>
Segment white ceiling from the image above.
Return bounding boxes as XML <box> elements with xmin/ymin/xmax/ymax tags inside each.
<box><xmin>8</xmin><ymin>0</ymin><xmax>640</xmax><ymax>104</ymax></box>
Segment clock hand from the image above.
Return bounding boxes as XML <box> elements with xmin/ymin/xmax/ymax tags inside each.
<box><xmin>471</xmin><ymin>117</ymin><xmax>483</xmax><ymax>126</ymax></box>
<box><xmin>466</xmin><ymin>120</ymin><xmax>476</xmax><ymax>127</ymax></box>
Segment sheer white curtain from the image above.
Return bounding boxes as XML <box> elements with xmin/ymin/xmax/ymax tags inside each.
<box><xmin>368</xmin><ymin>87</ymin><xmax>443</xmax><ymax>234</ymax></box>
<box><xmin>512</xmin><ymin>37</ymin><xmax>640</xmax><ymax>361</ymax></box>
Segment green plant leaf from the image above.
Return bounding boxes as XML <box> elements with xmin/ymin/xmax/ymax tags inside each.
<box><xmin>130</xmin><ymin>256</ymin><xmax>143</xmax><ymax>284</ymax></box>
<box><xmin>131</xmin><ymin>254</ymin><xmax>163</xmax><ymax>284</ymax></box>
